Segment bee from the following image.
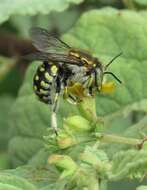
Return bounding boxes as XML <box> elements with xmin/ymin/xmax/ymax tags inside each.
<box><xmin>30</xmin><ymin>27</ymin><xmax>122</xmax><ymax>135</ymax></box>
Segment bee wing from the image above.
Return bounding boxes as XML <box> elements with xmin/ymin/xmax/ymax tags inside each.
<box><xmin>48</xmin><ymin>53</ymin><xmax>82</xmax><ymax>66</ymax></box>
<box><xmin>30</xmin><ymin>27</ymin><xmax>70</xmax><ymax>54</ymax></box>
<box><xmin>23</xmin><ymin>52</ymin><xmax>82</xmax><ymax>66</ymax></box>
<box><xmin>22</xmin><ymin>52</ymin><xmax>49</xmax><ymax>61</ymax></box>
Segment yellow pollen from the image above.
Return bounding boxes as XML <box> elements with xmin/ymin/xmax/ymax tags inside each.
<box><xmin>70</xmin><ymin>52</ymin><xmax>80</xmax><ymax>58</ymax></box>
<box><xmin>100</xmin><ymin>82</ymin><xmax>115</xmax><ymax>93</ymax></box>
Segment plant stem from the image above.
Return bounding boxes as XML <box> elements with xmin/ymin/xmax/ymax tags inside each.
<box><xmin>96</xmin><ymin>133</ymin><xmax>142</xmax><ymax>147</ymax></box>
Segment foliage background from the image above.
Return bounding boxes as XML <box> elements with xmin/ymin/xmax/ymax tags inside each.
<box><xmin>0</xmin><ymin>0</ymin><xmax>147</xmax><ymax>189</ymax></box>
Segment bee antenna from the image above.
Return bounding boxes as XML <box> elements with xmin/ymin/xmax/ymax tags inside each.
<box><xmin>104</xmin><ymin>52</ymin><xmax>123</xmax><ymax>70</ymax></box>
<box><xmin>103</xmin><ymin>71</ymin><xmax>122</xmax><ymax>84</ymax></box>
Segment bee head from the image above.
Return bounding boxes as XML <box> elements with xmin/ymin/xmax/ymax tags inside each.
<box><xmin>92</xmin><ymin>53</ymin><xmax>122</xmax><ymax>90</ymax></box>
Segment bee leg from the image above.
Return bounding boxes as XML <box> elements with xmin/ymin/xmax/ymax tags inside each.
<box><xmin>63</xmin><ymin>84</ymin><xmax>68</xmax><ymax>99</ymax></box>
<box><xmin>51</xmin><ymin>93</ymin><xmax>59</xmax><ymax>135</ymax></box>
<box><xmin>51</xmin><ymin>109</ymin><xmax>58</xmax><ymax>136</ymax></box>
<box><xmin>51</xmin><ymin>77</ymin><xmax>61</xmax><ymax>135</ymax></box>
<box><xmin>67</xmin><ymin>94</ymin><xmax>78</xmax><ymax>105</ymax></box>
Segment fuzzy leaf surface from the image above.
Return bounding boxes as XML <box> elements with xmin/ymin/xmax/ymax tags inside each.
<box><xmin>0</xmin><ymin>0</ymin><xmax>83</xmax><ymax>24</ymax></box>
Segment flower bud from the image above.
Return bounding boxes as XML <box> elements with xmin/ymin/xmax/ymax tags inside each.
<box><xmin>48</xmin><ymin>154</ymin><xmax>77</xmax><ymax>178</ymax></box>
<box><xmin>64</xmin><ymin>115</ymin><xmax>91</xmax><ymax>133</ymax></box>
<box><xmin>57</xmin><ymin>132</ymin><xmax>77</xmax><ymax>149</ymax></box>
<box><xmin>80</xmin><ymin>146</ymin><xmax>110</xmax><ymax>176</ymax></box>
<box><xmin>78</xmin><ymin>97</ymin><xmax>97</xmax><ymax>121</ymax></box>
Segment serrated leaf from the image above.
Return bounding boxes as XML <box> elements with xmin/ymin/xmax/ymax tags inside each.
<box><xmin>8</xmin><ymin>136</ymin><xmax>44</xmax><ymax>167</ymax></box>
<box><xmin>0</xmin><ymin>165</ymin><xmax>59</xmax><ymax>190</ymax></box>
<box><xmin>110</xmin><ymin>149</ymin><xmax>147</xmax><ymax>180</ymax></box>
<box><xmin>0</xmin><ymin>0</ymin><xmax>84</xmax><ymax>25</ymax></box>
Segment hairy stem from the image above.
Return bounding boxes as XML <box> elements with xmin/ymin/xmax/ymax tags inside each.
<box><xmin>96</xmin><ymin>133</ymin><xmax>142</xmax><ymax>147</ymax></box>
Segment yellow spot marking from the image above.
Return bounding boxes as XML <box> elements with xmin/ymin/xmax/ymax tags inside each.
<box><xmin>33</xmin><ymin>85</ymin><xmax>37</xmax><ymax>91</ymax></box>
<box><xmin>44</xmin><ymin>72</ymin><xmax>53</xmax><ymax>81</ymax></box>
<box><xmin>40</xmin><ymin>89</ymin><xmax>48</xmax><ymax>94</ymax></box>
<box><xmin>40</xmin><ymin>67</ymin><xmax>45</xmax><ymax>72</ymax></box>
<box><xmin>35</xmin><ymin>75</ymin><xmax>39</xmax><ymax>81</ymax></box>
<box><xmin>81</xmin><ymin>57</ymin><xmax>88</xmax><ymax>63</ymax></box>
<box><xmin>81</xmin><ymin>58</ymin><xmax>93</xmax><ymax>65</ymax></box>
<box><xmin>51</xmin><ymin>65</ymin><xmax>58</xmax><ymax>74</ymax></box>
<box><xmin>69</xmin><ymin>51</ymin><xmax>80</xmax><ymax>58</ymax></box>
<box><xmin>40</xmin><ymin>81</ymin><xmax>49</xmax><ymax>88</ymax></box>
<box><xmin>93</xmin><ymin>63</ymin><xmax>96</xmax><ymax>67</ymax></box>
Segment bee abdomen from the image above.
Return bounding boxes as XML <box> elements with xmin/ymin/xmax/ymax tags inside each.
<box><xmin>33</xmin><ymin>64</ymin><xmax>54</xmax><ymax>104</ymax></box>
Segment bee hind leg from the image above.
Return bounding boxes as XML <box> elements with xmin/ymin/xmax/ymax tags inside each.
<box><xmin>51</xmin><ymin>106</ymin><xmax>58</xmax><ymax>136</ymax></box>
<box><xmin>51</xmin><ymin>77</ymin><xmax>61</xmax><ymax>135</ymax></box>
<box><xmin>51</xmin><ymin>92</ymin><xmax>60</xmax><ymax>135</ymax></box>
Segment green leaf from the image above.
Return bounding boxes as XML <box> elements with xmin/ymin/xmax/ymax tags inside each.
<box><xmin>0</xmin><ymin>0</ymin><xmax>84</xmax><ymax>25</ymax></box>
<box><xmin>137</xmin><ymin>186</ymin><xmax>147</xmax><ymax>190</ymax></box>
<box><xmin>110</xmin><ymin>149</ymin><xmax>147</xmax><ymax>180</ymax></box>
<box><xmin>10</xmin><ymin>8</ymin><xmax>81</xmax><ymax>38</ymax></box>
<box><xmin>0</xmin><ymin>165</ymin><xmax>59</xmax><ymax>190</ymax></box>
<box><xmin>134</xmin><ymin>0</ymin><xmax>147</xmax><ymax>6</ymax></box>
<box><xmin>0</xmin><ymin>67</ymin><xmax>22</xmax><ymax>96</ymax></box>
<box><xmin>0</xmin><ymin>56</ymin><xmax>16</xmax><ymax>81</ymax></box>
<box><xmin>124</xmin><ymin>0</ymin><xmax>147</xmax><ymax>9</ymax></box>
<box><xmin>8</xmin><ymin>136</ymin><xmax>44</xmax><ymax>166</ymax></box>
<box><xmin>0</xmin><ymin>174</ymin><xmax>37</xmax><ymax>190</ymax></box>
<box><xmin>0</xmin><ymin>95</ymin><xmax>14</xmax><ymax>151</ymax></box>
<box><xmin>0</xmin><ymin>152</ymin><xmax>10</xmax><ymax>170</ymax></box>
<box><xmin>0</xmin><ymin>96</ymin><xmax>14</xmax><ymax>170</ymax></box>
